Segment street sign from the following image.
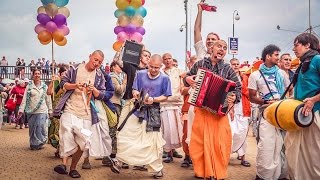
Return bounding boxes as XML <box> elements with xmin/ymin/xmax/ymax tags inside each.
<box><xmin>228</xmin><ymin>37</ymin><xmax>238</xmax><ymax>55</ymax></box>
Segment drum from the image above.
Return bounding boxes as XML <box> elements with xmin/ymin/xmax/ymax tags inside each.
<box><xmin>263</xmin><ymin>99</ymin><xmax>314</xmax><ymax>131</ymax></box>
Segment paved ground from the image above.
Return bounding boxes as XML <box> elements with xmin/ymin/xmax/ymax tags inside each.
<box><xmin>0</xmin><ymin>124</ymin><xmax>257</xmax><ymax>180</ymax></box>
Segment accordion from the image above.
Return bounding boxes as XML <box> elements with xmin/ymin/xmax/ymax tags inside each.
<box><xmin>188</xmin><ymin>68</ymin><xmax>236</xmax><ymax>116</ymax></box>
<box><xmin>119</xmin><ymin>40</ymin><xmax>143</xmax><ymax>66</ymax></box>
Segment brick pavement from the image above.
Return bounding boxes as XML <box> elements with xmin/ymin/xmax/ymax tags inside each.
<box><xmin>0</xmin><ymin>124</ymin><xmax>257</xmax><ymax>180</ymax></box>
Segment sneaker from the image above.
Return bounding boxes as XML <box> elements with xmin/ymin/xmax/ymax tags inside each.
<box><xmin>172</xmin><ymin>150</ymin><xmax>183</xmax><ymax>158</ymax></box>
<box><xmin>162</xmin><ymin>151</ymin><xmax>168</xmax><ymax>158</ymax></box>
<box><xmin>82</xmin><ymin>161</ymin><xmax>92</xmax><ymax>169</ymax></box>
<box><xmin>163</xmin><ymin>156</ymin><xmax>173</xmax><ymax>163</ymax></box>
<box><xmin>153</xmin><ymin>170</ymin><xmax>163</xmax><ymax>179</ymax></box>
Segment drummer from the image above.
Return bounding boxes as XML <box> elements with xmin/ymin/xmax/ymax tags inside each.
<box><xmin>248</xmin><ymin>44</ymin><xmax>291</xmax><ymax>180</ymax></box>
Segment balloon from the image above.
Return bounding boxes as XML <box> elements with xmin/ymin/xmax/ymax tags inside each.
<box><xmin>53</xmin><ymin>14</ymin><xmax>66</xmax><ymax>26</ymax></box>
<box><xmin>57</xmin><ymin>7</ymin><xmax>70</xmax><ymax>18</ymax></box>
<box><xmin>45</xmin><ymin>3</ymin><xmax>58</xmax><ymax>17</ymax></box>
<box><xmin>58</xmin><ymin>25</ymin><xmax>70</xmax><ymax>36</ymax></box>
<box><xmin>114</xmin><ymin>9</ymin><xmax>124</xmax><ymax>18</ymax></box>
<box><xmin>136</xmin><ymin>27</ymin><xmax>145</xmax><ymax>35</ymax></box>
<box><xmin>37</xmin><ymin>6</ymin><xmax>46</xmax><ymax>14</ymax></box>
<box><xmin>116</xmin><ymin>0</ymin><xmax>130</xmax><ymax>10</ymax></box>
<box><xmin>117</xmin><ymin>15</ymin><xmax>130</xmax><ymax>27</ymax></box>
<box><xmin>55</xmin><ymin>0</ymin><xmax>69</xmax><ymax>7</ymax></box>
<box><xmin>130</xmin><ymin>0</ymin><xmax>142</xmax><ymax>8</ymax></box>
<box><xmin>34</xmin><ymin>24</ymin><xmax>46</xmax><ymax>34</ymax></box>
<box><xmin>40</xmin><ymin>39</ymin><xmax>52</xmax><ymax>45</ymax></box>
<box><xmin>130</xmin><ymin>32</ymin><xmax>143</xmax><ymax>43</ymax></box>
<box><xmin>38</xmin><ymin>30</ymin><xmax>52</xmax><ymax>42</ymax></box>
<box><xmin>37</xmin><ymin>13</ymin><xmax>51</xmax><ymax>25</ymax></box>
<box><xmin>41</xmin><ymin>0</ymin><xmax>54</xmax><ymax>6</ymax></box>
<box><xmin>142</xmin><ymin>0</ymin><xmax>145</xmax><ymax>5</ymax></box>
<box><xmin>117</xmin><ymin>32</ymin><xmax>129</xmax><ymax>42</ymax></box>
<box><xmin>55</xmin><ymin>37</ymin><xmax>67</xmax><ymax>46</ymax></box>
<box><xmin>52</xmin><ymin>30</ymin><xmax>64</xmax><ymax>42</ymax></box>
<box><xmin>46</xmin><ymin>21</ymin><xmax>58</xmax><ymax>33</ymax></box>
<box><xmin>125</xmin><ymin>6</ymin><xmax>135</xmax><ymax>17</ymax></box>
<box><xmin>136</xmin><ymin>6</ymin><xmax>147</xmax><ymax>17</ymax></box>
<box><xmin>114</xmin><ymin>26</ymin><xmax>124</xmax><ymax>34</ymax></box>
<box><xmin>131</xmin><ymin>15</ymin><xmax>144</xmax><ymax>27</ymax></box>
<box><xmin>113</xmin><ymin>41</ymin><xmax>123</xmax><ymax>52</ymax></box>
<box><xmin>125</xmin><ymin>24</ymin><xmax>136</xmax><ymax>34</ymax></box>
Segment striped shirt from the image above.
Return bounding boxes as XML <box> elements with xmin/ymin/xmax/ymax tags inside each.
<box><xmin>184</xmin><ymin>58</ymin><xmax>242</xmax><ymax>102</ymax></box>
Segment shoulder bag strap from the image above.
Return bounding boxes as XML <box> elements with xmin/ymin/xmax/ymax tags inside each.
<box><xmin>259</xmin><ymin>70</ymin><xmax>275</xmax><ymax>99</ymax></box>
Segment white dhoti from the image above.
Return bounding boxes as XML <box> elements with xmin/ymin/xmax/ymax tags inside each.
<box><xmin>285</xmin><ymin>111</ymin><xmax>320</xmax><ymax>180</ymax></box>
<box><xmin>117</xmin><ymin>113</ymin><xmax>166</xmax><ymax>173</ymax></box>
<box><xmin>89</xmin><ymin>100</ymin><xmax>112</xmax><ymax>157</ymax></box>
<box><xmin>59</xmin><ymin>112</ymin><xmax>92</xmax><ymax>158</ymax></box>
<box><xmin>256</xmin><ymin>115</ymin><xmax>288</xmax><ymax>179</ymax></box>
<box><xmin>160</xmin><ymin>106</ymin><xmax>183</xmax><ymax>151</ymax></box>
<box><xmin>231</xmin><ymin>115</ymin><xmax>249</xmax><ymax>156</ymax></box>
<box><xmin>186</xmin><ymin>105</ymin><xmax>195</xmax><ymax>145</ymax></box>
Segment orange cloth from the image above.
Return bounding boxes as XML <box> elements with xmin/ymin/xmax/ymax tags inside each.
<box><xmin>189</xmin><ymin>107</ymin><xmax>232</xmax><ymax>179</ymax></box>
<box><xmin>182</xmin><ymin>113</ymin><xmax>189</xmax><ymax>155</ymax></box>
<box><xmin>240</xmin><ymin>74</ymin><xmax>251</xmax><ymax>117</ymax></box>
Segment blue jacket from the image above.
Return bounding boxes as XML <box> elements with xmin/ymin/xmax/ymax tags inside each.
<box><xmin>102</xmin><ymin>71</ymin><xmax>116</xmax><ymax>113</ymax></box>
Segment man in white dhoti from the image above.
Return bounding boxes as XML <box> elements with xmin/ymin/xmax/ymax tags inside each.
<box><xmin>248</xmin><ymin>45</ymin><xmax>290</xmax><ymax>180</ymax></box>
<box><xmin>285</xmin><ymin>33</ymin><xmax>320</xmax><ymax>180</ymax></box>
<box><xmin>160</xmin><ymin>53</ymin><xmax>184</xmax><ymax>163</ymax></box>
<box><xmin>230</xmin><ymin>58</ymin><xmax>251</xmax><ymax>167</ymax></box>
<box><xmin>52</xmin><ymin>50</ymin><xmax>109</xmax><ymax>178</ymax></box>
<box><xmin>112</xmin><ymin>54</ymin><xmax>171</xmax><ymax>179</ymax></box>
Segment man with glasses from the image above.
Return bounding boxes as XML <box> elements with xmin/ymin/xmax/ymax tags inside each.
<box><xmin>278</xmin><ymin>53</ymin><xmax>294</xmax><ymax>81</ymax></box>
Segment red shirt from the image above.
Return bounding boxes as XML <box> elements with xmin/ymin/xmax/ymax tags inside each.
<box><xmin>10</xmin><ymin>85</ymin><xmax>26</xmax><ymax>105</ymax></box>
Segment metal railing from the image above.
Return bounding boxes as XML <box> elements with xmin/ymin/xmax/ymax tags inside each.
<box><xmin>0</xmin><ymin>66</ymin><xmax>55</xmax><ymax>82</ymax></box>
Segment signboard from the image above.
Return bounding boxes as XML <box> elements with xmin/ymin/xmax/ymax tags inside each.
<box><xmin>228</xmin><ymin>37</ymin><xmax>238</xmax><ymax>55</ymax></box>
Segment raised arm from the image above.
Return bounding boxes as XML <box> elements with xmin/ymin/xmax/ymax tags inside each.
<box><xmin>194</xmin><ymin>2</ymin><xmax>204</xmax><ymax>44</ymax></box>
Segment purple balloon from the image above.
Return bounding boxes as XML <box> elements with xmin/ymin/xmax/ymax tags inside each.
<box><xmin>58</xmin><ymin>25</ymin><xmax>70</xmax><ymax>36</ymax></box>
<box><xmin>53</xmin><ymin>14</ymin><xmax>67</xmax><ymax>27</ymax></box>
<box><xmin>46</xmin><ymin>21</ymin><xmax>58</xmax><ymax>33</ymax></box>
<box><xmin>114</xmin><ymin>26</ymin><xmax>124</xmax><ymax>35</ymax></box>
<box><xmin>136</xmin><ymin>27</ymin><xmax>146</xmax><ymax>35</ymax></box>
<box><xmin>34</xmin><ymin>24</ymin><xmax>46</xmax><ymax>34</ymax></box>
<box><xmin>37</xmin><ymin>13</ymin><xmax>51</xmax><ymax>25</ymax></box>
<box><xmin>125</xmin><ymin>24</ymin><xmax>136</xmax><ymax>34</ymax></box>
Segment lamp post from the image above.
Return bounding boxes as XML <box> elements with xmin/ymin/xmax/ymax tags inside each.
<box><xmin>183</xmin><ymin>0</ymin><xmax>188</xmax><ymax>70</ymax></box>
<box><xmin>232</xmin><ymin>10</ymin><xmax>240</xmax><ymax>58</ymax></box>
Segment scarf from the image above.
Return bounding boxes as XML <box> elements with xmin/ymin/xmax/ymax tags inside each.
<box><xmin>299</xmin><ymin>49</ymin><xmax>319</xmax><ymax>73</ymax></box>
<box><xmin>259</xmin><ymin>64</ymin><xmax>285</xmax><ymax>96</ymax></box>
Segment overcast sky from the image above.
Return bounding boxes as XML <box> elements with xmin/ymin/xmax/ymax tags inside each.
<box><xmin>0</xmin><ymin>0</ymin><xmax>319</xmax><ymax>68</ymax></box>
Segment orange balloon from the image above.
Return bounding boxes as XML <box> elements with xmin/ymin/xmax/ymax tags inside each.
<box><xmin>52</xmin><ymin>30</ymin><xmax>64</xmax><ymax>42</ymax></box>
<box><xmin>113</xmin><ymin>41</ymin><xmax>123</xmax><ymax>52</ymax></box>
<box><xmin>38</xmin><ymin>30</ymin><xmax>52</xmax><ymax>42</ymax></box>
<box><xmin>55</xmin><ymin>37</ymin><xmax>67</xmax><ymax>46</ymax></box>
<box><xmin>40</xmin><ymin>39</ymin><xmax>52</xmax><ymax>45</ymax></box>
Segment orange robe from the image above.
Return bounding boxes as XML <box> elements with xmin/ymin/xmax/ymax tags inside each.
<box><xmin>189</xmin><ymin>107</ymin><xmax>232</xmax><ymax>179</ymax></box>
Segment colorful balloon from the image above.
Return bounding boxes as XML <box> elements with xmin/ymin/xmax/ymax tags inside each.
<box><xmin>142</xmin><ymin>0</ymin><xmax>145</xmax><ymax>5</ymax></box>
<box><xmin>57</xmin><ymin>7</ymin><xmax>70</xmax><ymax>18</ymax></box>
<box><xmin>113</xmin><ymin>41</ymin><xmax>123</xmax><ymax>52</ymax></box>
<box><xmin>46</xmin><ymin>21</ymin><xmax>58</xmax><ymax>33</ymax></box>
<box><xmin>114</xmin><ymin>9</ymin><xmax>125</xmax><ymax>18</ymax></box>
<box><xmin>130</xmin><ymin>0</ymin><xmax>142</xmax><ymax>8</ymax></box>
<box><xmin>53</xmin><ymin>14</ymin><xmax>66</xmax><ymax>26</ymax></box>
<box><xmin>55</xmin><ymin>37</ymin><xmax>67</xmax><ymax>46</ymax></box>
<box><xmin>117</xmin><ymin>32</ymin><xmax>129</xmax><ymax>42</ymax></box>
<box><xmin>125</xmin><ymin>24</ymin><xmax>136</xmax><ymax>34</ymax></box>
<box><xmin>41</xmin><ymin>0</ymin><xmax>54</xmax><ymax>6</ymax></box>
<box><xmin>40</xmin><ymin>39</ymin><xmax>52</xmax><ymax>45</ymax></box>
<box><xmin>136</xmin><ymin>6</ymin><xmax>147</xmax><ymax>17</ymax></box>
<box><xmin>37</xmin><ymin>13</ymin><xmax>51</xmax><ymax>25</ymax></box>
<box><xmin>45</xmin><ymin>3</ymin><xmax>58</xmax><ymax>17</ymax></box>
<box><xmin>117</xmin><ymin>15</ymin><xmax>130</xmax><ymax>27</ymax></box>
<box><xmin>58</xmin><ymin>25</ymin><xmax>70</xmax><ymax>36</ymax></box>
<box><xmin>131</xmin><ymin>15</ymin><xmax>144</xmax><ymax>27</ymax></box>
<box><xmin>34</xmin><ymin>24</ymin><xmax>46</xmax><ymax>34</ymax></box>
<box><xmin>136</xmin><ymin>27</ymin><xmax>145</xmax><ymax>35</ymax></box>
<box><xmin>37</xmin><ymin>6</ymin><xmax>46</xmax><ymax>14</ymax></box>
<box><xmin>38</xmin><ymin>30</ymin><xmax>52</xmax><ymax>42</ymax></box>
<box><xmin>130</xmin><ymin>32</ymin><xmax>143</xmax><ymax>43</ymax></box>
<box><xmin>125</xmin><ymin>6</ymin><xmax>136</xmax><ymax>17</ymax></box>
<box><xmin>55</xmin><ymin>0</ymin><xmax>69</xmax><ymax>7</ymax></box>
<box><xmin>114</xmin><ymin>26</ymin><xmax>124</xmax><ymax>35</ymax></box>
<box><xmin>52</xmin><ymin>30</ymin><xmax>64</xmax><ymax>42</ymax></box>
<box><xmin>116</xmin><ymin>0</ymin><xmax>130</xmax><ymax>10</ymax></box>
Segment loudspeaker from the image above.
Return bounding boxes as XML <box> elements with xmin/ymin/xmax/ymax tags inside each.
<box><xmin>120</xmin><ymin>40</ymin><xmax>143</xmax><ymax>66</ymax></box>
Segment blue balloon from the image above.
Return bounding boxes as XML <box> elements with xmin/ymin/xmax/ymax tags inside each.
<box><xmin>114</xmin><ymin>9</ymin><xmax>125</xmax><ymax>18</ymax></box>
<box><xmin>125</xmin><ymin>6</ymin><xmax>136</xmax><ymax>17</ymax></box>
<box><xmin>41</xmin><ymin>0</ymin><xmax>54</xmax><ymax>6</ymax></box>
<box><xmin>136</xmin><ymin>7</ymin><xmax>147</xmax><ymax>18</ymax></box>
<box><xmin>55</xmin><ymin>0</ymin><xmax>69</xmax><ymax>7</ymax></box>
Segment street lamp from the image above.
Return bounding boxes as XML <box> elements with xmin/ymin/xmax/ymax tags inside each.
<box><xmin>180</xmin><ymin>24</ymin><xmax>188</xmax><ymax>70</ymax></box>
<box><xmin>232</xmin><ymin>10</ymin><xmax>240</xmax><ymax>58</ymax></box>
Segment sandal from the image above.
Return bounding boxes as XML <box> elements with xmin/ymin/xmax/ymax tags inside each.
<box><xmin>181</xmin><ymin>159</ymin><xmax>191</xmax><ymax>168</ymax></box>
<box><xmin>133</xmin><ymin>165</ymin><xmax>147</xmax><ymax>171</ymax></box>
<box><xmin>54</xmin><ymin>164</ymin><xmax>68</xmax><ymax>175</ymax></box>
<box><xmin>241</xmin><ymin>160</ymin><xmax>251</xmax><ymax>167</ymax></box>
<box><xmin>69</xmin><ymin>170</ymin><xmax>81</xmax><ymax>178</ymax></box>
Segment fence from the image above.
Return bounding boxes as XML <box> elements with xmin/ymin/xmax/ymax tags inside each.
<box><xmin>0</xmin><ymin>66</ymin><xmax>55</xmax><ymax>82</ymax></box>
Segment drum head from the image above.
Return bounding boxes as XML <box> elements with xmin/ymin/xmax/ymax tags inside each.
<box><xmin>294</xmin><ymin>104</ymin><xmax>314</xmax><ymax>127</ymax></box>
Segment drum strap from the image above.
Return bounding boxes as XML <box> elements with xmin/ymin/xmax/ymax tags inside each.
<box><xmin>274</xmin><ymin>100</ymin><xmax>285</xmax><ymax>130</ymax></box>
<box><xmin>280</xmin><ymin>63</ymin><xmax>303</xmax><ymax>99</ymax></box>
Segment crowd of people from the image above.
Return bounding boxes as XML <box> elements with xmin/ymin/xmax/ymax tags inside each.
<box><xmin>1</xmin><ymin>2</ymin><xmax>320</xmax><ymax>180</ymax></box>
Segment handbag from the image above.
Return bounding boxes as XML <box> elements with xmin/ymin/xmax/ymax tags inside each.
<box><xmin>5</xmin><ymin>94</ymin><xmax>17</xmax><ymax>112</ymax></box>
<box><xmin>102</xmin><ymin>102</ymin><xmax>118</xmax><ymax>128</ymax></box>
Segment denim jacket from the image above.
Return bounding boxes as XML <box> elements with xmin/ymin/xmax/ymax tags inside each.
<box><xmin>53</xmin><ymin>64</ymin><xmax>107</xmax><ymax>124</ymax></box>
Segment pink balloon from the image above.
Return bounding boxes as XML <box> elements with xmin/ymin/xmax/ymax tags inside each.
<box><xmin>117</xmin><ymin>31</ymin><xmax>129</xmax><ymax>42</ymax></box>
<box><xmin>34</xmin><ymin>24</ymin><xmax>46</xmax><ymax>34</ymax></box>
<box><xmin>58</xmin><ymin>25</ymin><xmax>70</xmax><ymax>36</ymax></box>
<box><xmin>130</xmin><ymin>32</ymin><xmax>143</xmax><ymax>43</ymax></box>
<box><xmin>46</xmin><ymin>21</ymin><xmax>57</xmax><ymax>33</ymax></box>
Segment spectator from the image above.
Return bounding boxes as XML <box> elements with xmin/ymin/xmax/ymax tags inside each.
<box><xmin>36</xmin><ymin>58</ymin><xmax>42</xmax><ymax>67</ymax></box>
<box><xmin>15</xmin><ymin>58</ymin><xmax>21</xmax><ymax>77</ymax></box>
<box><xmin>10</xmin><ymin>80</ymin><xmax>27</xmax><ymax>129</ymax></box>
<box><xmin>172</xmin><ymin>58</ymin><xmax>178</xmax><ymax>68</ymax></box>
<box><xmin>0</xmin><ymin>56</ymin><xmax>8</xmax><ymax>78</ymax></box>
<box><xmin>29</xmin><ymin>59</ymin><xmax>36</xmax><ymax>73</ymax></box>
<box><xmin>20</xmin><ymin>59</ymin><xmax>26</xmax><ymax>79</ymax></box>
<box><xmin>105</xmin><ymin>62</ymin><xmax>110</xmax><ymax>74</ymax></box>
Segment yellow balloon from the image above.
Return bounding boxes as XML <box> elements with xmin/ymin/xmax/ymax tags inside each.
<box><xmin>130</xmin><ymin>0</ymin><xmax>142</xmax><ymax>8</ymax></box>
<box><xmin>131</xmin><ymin>15</ymin><xmax>144</xmax><ymax>27</ymax></box>
<box><xmin>45</xmin><ymin>3</ymin><xmax>58</xmax><ymax>17</ymax></box>
<box><xmin>55</xmin><ymin>37</ymin><xmax>67</xmax><ymax>46</ymax></box>
<box><xmin>40</xmin><ymin>39</ymin><xmax>52</xmax><ymax>45</ymax></box>
<box><xmin>117</xmin><ymin>15</ymin><xmax>130</xmax><ymax>27</ymax></box>
<box><xmin>116</xmin><ymin>0</ymin><xmax>130</xmax><ymax>10</ymax></box>
<box><xmin>57</xmin><ymin>7</ymin><xmax>70</xmax><ymax>18</ymax></box>
<box><xmin>37</xmin><ymin>6</ymin><xmax>46</xmax><ymax>14</ymax></box>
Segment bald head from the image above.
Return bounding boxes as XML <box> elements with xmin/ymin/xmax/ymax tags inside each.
<box><xmin>148</xmin><ymin>54</ymin><xmax>163</xmax><ymax>77</ymax></box>
<box><xmin>151</xmin><ymin>54</ymin><xmax>163</xmax><ymax>64</ymax></box>
<box><xmin>92</xmin><ymin>50</ymin><xmax>104</xmax><ymax>59</ymax></box>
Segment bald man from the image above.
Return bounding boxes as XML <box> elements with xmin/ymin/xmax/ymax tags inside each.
<box><xmin>113</xmin><ymin>54</ymin><xmax>172</xmax><ymax>179</ymax></box>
